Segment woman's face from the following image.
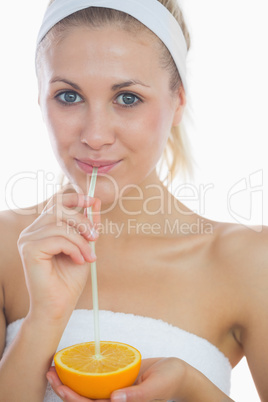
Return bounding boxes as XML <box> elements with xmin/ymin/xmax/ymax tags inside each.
<box><xmin>38</xmin><ymin>25</ymin><xmax>185</xmax><ymax>204</ymax></box>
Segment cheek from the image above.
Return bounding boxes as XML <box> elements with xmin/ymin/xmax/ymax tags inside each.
<box><xmin>120</xmin><ymin>105</ymin><xmax>171</xmax><ymax>176</ymax></box>
<box><xmin>138</xmin><ymin>104</ymin><xmax>171</xmax><ymax>150</ymax></box>
<box><xmin>44</xmin><ymin>104</ymin><xmax>78</xmax><ymax>147</ymax></box>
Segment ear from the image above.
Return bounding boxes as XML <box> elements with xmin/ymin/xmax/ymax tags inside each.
<box><xmin>172</xmin><ymin>85</ymin><xmax>186</xmax><ymax>127</ymax></box>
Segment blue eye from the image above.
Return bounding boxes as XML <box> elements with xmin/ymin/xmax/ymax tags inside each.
<box><xmin>57</xmin><ymin>91</ymin><xmax>82</xmax><ymax>104</ymax></box>
<box><xmin>116</xmin><ymin>93</ymin><xmax>140</xmax><ymax>107</ymax></box>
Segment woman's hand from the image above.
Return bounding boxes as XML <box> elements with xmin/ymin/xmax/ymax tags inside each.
<box><xmin>47</xmin><ymin>357</ymin><xmax>234</xmax><ymax>402</ymax></box>
<box><xmin>18</xmin><ymin>192</ymin><xmax>101</xmax><ymax>324</ymax></box>
<box><xmin>46</xmin><ymin>359</ymin><xmax>180</xmax><ymax>402</ymax></box>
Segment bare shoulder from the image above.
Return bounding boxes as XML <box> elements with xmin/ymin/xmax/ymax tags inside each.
<box><xmin>212</xmin><ymin>221</ymin><xmax>268</xmax><ymax>274</ymax></box>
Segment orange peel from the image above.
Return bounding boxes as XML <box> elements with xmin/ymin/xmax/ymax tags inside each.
<box><xmin>54</xmin><ymin>341</ymin><xmax>141</xmax><ymax>399</ymax></box>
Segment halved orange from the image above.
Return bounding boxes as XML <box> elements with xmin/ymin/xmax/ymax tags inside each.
<box><xmin>54</xmin><ymin>341</ymin><xmax>142</xmax><ymax>399</ymax></box>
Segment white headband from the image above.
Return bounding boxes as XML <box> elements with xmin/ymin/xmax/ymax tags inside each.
<box><xmin>37</xmin><ymin>0</ymin><xmax>188</xmax><ymax>92</ymax></box>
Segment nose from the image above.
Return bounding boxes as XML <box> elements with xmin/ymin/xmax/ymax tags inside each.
<box><xmin>80</xmin><ymin>105</ymin><xmax>116</xmax><ymax>150</ymax></box>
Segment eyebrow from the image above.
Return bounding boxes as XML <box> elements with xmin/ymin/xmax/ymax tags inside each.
<box><xmin>50</xmin><ymin>77</ymin><xmax>150</xmax><ymax>92</ymax></box>
<box><xmin>111</xmin><ymin>80</ymin><xmax>150</xmax><ymax>91</ymax></box>
<box><xmin>50</xmin><ymin>77</ymin><xmax>82</xmax><ymax>91</ymax></box>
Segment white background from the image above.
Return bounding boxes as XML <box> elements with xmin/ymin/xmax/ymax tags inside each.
<box><xmin>0</xmin><ymin>1</ymin><xmax>267</xmax><ymax>400</ymax></box>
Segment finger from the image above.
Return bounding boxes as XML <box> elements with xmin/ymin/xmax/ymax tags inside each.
<box><xmin>64</xmin><ymin>212</ymin><xmax>98</xmax><ymax>242</ymax></box>
<box><xmin>42</xmin><ymin>195</ymin><xmax>100</xmax><ymax>240</ymax></box>
<box><xmin>56</xmin><ymin>386</ymin><xmax>110</xmax><ymax>402</ymax></box>
<box><xmin>42</xmin><ymin>235</ymin><xmax>96</xmax><ymax>263</ymax></box>
<box><xmin>28</xmin><ymin>211</ymin><xmax>98</xmax><ymax>243</ymax></box>
<box><xmin>62</xmin><ymin>193</ymin><xmax>100</xmax><ymax>240</ymax></box>
<box><xmin>47</xmin><ymin>368</ymin><xmax>109</xmax><ymax>402</ymax></box>
<box><xmin>19</xmin><ymin>211</ymin><xmax>98</xmax><ymax>262</ymax></box>
<box><xmin>111</xmin><ymin>382</ymin><xmax>166</xmax><ymax>402</ymax></box>
<box><xmin>21</xmin><ymin>218</ymin><xmax>94</xmax><ymax>245</ymax></box>
<box><xmin>25</xmin><ymin>236</ymin><xmax>96</xmax><ymax>265</ymax></box>
<box><xmin>43</xmin><ymin>193</ymin><xmax>96</xmax><ymax>212</ymax></box>
<box><xmin>46</xmin><ymin>372</ymin><xmax>91</xmax><ymax>402</ymax></box>
<box><xmin>47</xmin><ymin>366</ymin><xmax>62</xmax><ymax>388</ymax></box>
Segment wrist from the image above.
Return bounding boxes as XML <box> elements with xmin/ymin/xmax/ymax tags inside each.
<box><xmin>179</xmin><ymin>361</ymin><xmax>233</xmax><ymax>402</ymax></box>
<box><xmin>23</xmin><ymin>310</ymin><xmax>70</xmax><ymax>349</ymax></box>
<box><xmin>26</xmin><ymin>299</ymin><xmax>75</xmax><ymax>327</ymax></box>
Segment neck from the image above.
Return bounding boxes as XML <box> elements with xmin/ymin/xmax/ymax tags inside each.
<box><xmin>96</xmin><ymin>170</ymin><xmax>195</xmax><ymax>239</ymax></box>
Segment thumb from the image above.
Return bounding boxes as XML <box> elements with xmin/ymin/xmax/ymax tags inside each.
<box><xmin>111</xmin><ymin>376</ymin><xmax>167</xmax><ymax>402</ymax></box>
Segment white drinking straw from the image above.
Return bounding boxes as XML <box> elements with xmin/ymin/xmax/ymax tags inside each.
<box><xmin>87</xmin><ymin>167</ymin><xmax>100</xmax><ymax>357</ymax></box>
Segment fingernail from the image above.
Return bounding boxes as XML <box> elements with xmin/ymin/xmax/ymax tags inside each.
<box><xmin>112</xmin><ymin>392</ymin><xmax>127</xmax><ymax>402</ymax></box>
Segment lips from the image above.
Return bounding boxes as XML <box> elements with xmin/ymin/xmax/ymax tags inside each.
<box><xmin>75</xmin><ymin>158</ymin><xmax>121</xmax><ymax>174</ymax></box>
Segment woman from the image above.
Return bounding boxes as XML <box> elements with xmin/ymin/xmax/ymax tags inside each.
<box><xmin>0</xmin><ymin>0</ymin><xmax>267</xmax><ymax>401</ymax></box>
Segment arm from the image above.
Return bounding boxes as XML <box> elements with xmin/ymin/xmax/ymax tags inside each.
<box><xmin>0</xmin><ymin>193</ymin><xmax>100</xmax><ymax>402</ymax></box>
<box><xmin>239</xmin><ymin>231</ymin><xmax>268</xmax><ymax>401</ymax></box>
<box><xmin>244</xmin><ymin>318</ymin><xmax>268</xmax><ymax>402</ymax></box>
<box><xmin>0</xmin><ymin>314</ymin><xmax>68</xmax><ymax>402</ymax></box>
<box><xmin>218</xmin><ymin>224</ymin><xmax>268</xmax><ymax>401</ymax></box>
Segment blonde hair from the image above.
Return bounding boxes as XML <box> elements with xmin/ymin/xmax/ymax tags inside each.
<box><xmin>37</xmin><ymin>0</ymin><xmax>192</xmax><ymax>180</ymax></box>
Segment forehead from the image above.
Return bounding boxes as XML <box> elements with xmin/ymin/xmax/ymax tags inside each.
<box><xmin>40</xmin><ymin>25</ymin><xmax>166</xmax><ymax>85</ymax></box>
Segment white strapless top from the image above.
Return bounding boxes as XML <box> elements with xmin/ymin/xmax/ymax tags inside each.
<box><xmin>4</xmin><ymin>309</ymin><xmax>232</xmax><ymax>400</ymax></box>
